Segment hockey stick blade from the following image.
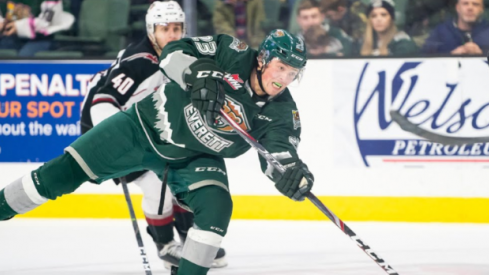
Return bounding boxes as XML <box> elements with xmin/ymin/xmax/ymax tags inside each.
<box><xmin>390</xmin><ymin>110</ymin><xmax>489</xmax><ymax>146</ymax></box>
<box><xmin>219</xmin><ymin>110</ymin><xmax>399</xmax><ymax>275</ymax></box>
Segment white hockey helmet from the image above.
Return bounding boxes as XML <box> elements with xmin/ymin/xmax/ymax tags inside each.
<box><xmin>146</xmin><ymin>1</ymin><xmax>186</xmax><ymax>49</ymax></box>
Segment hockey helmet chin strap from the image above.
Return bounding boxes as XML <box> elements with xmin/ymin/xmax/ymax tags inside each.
<box><xmin>256</xmin><ymin>58</ymin><xmax>287</xmax><ymax>100</ymax></box>
<box><xmin>256</xmin><ymin>66</ymin><xmax>267</xmax><ymax>96</ymax></box>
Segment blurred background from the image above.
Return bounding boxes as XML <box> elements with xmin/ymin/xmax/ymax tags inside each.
<box><xmin>0</xmin><ymin>0</ymin><xmax>488</xmax><ymax>58</ymax></box>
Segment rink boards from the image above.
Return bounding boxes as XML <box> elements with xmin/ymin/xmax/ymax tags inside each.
<box><xmin>1</xmin><ymin>57</ymin><xmax>488</xmax><ymax>222</ymax></box>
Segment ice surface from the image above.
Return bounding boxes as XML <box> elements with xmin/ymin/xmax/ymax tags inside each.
<box><xmin>1</xmin><ymin>219</ymin><xmax>488</xmax><ymax>275</ymax></box>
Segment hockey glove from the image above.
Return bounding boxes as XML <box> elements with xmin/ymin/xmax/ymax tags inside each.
<box><xmin>273</xmin><ymin>159</ymin><xmax>314</xmax><ymax>201</ymax></box>
<box><xmin>184</xmin><ymin>59</ymin><xmax>226</xmax><ymax>126</ymax></box>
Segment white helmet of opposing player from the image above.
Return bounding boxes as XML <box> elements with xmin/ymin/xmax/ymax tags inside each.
<box><xmin>146</xmin><ymin>1</ymin><xmax>186</xmax><ymax>51</ymax></box>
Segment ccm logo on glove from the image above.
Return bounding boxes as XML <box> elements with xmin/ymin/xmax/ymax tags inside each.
<box><xmin>196</xmin><ymin>71</ymin><xmax>224</xmax><ymax>79</ymax></box>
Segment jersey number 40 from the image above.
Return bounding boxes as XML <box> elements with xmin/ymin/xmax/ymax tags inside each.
<box><xmin>112</xmin><ymin>73</ymin><xmax>135</xmax><ymax>95</ymax></box>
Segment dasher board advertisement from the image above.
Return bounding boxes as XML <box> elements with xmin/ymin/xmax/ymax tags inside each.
<box><xmin>332</xmin><ymin>58</ymin><xmax>489</xmax><ymax>168</ymax></box>
<box><xmin>0</xmin><ymin>61</ymin><xmax>111</xmax><ymax>162</ymax></box>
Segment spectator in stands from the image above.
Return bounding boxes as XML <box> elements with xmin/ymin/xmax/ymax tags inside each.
<box><xmin>321</xmin><ymin>0</ymin><xmax>366</xmax><ymax>51</ymax></box>
<box><xmin>296</xmin><ymin>0</ymin><xmax>353</xmax><ymax>56</ymax></box>
<box><xmin>422</xmin><ymin>0</ymin><xmax>489</xmax><ymax>55</ymax></box>
<box><xmin>212</xmin><ymin>0</ymin><xmax>265</xmax><ymax>49</ymax></box>
<box><xmin>349</xmin><ymin>0</ymin><xmax>368</xmax><ymax>17</ymax></box>
<box><xmin>360</xmin><ymin>0</ymin><xmax>418</xmax><ymax>56</ymax></box>
<box><xmin>303</xmin><ymin>23</ymin><xmax>345</xmax><ymax>56</ymax></box>
<box><xmin>0</xmin><ymin>0</ymin><xmax>74</xmax><ymax>57</ymax></box>
<box><xmin>404</xmin><ymin>0</ymin><xmax>456</xmax><ymax>48</ymax></box>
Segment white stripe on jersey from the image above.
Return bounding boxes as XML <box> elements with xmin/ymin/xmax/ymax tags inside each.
<box><xmin>123</xmin><ymin>71</ymin><xmax>170</xmax><ymax>110</ymax></box>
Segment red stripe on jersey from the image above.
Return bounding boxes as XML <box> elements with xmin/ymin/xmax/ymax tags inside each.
<box><xmin>92</xmin><ymin>98</ymin><xmax>120</xmax><ymax>108</ymax></box>
<box><xmin>173</xmin><ymin>204</ymin><xmax>188</xmax><ymax>214</ymax></box>
<box><xmin>122</xmin><ymin>52</ymin><xmax>158</xmax><ymax>64</ymax></box>
<box><xmin>146</xmin><ymin>215</ymin><xmax>174</xmax><ymax>226</ymax></box>
<box><xmin>131</xmin><ymin>88</ymin><xmax>147</xmax><ymax>97</ymax></box>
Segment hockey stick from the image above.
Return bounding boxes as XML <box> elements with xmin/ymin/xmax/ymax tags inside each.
<box><xmin>219</xmin><ymin>110</ymin><xmax>399</xmax><ymax>275</ymax></box>
<box><xmin>390</xmin><ymin>110</ymin><xmax>489</xmax><ymax>146</ymax></box>
<box><xmin>120</xmin><ymin>177</ymin><xmax>152</xmax><ymax>275</ymax></box>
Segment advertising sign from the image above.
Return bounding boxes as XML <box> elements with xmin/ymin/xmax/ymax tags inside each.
<box><xmin>333</xmin><ymin>58</ymin><xmax>489</xmax><ymax>167</ymax></box>
<box><xmin>0</xmin><ymin>61</ymin><xmax>111</xmax><ymax>162</ymax></box>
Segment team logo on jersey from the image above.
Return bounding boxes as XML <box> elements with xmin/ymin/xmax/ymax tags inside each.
<box><xmin>292</xmin><ymin>110</ymin><xmax>301</xmax><ymax>130</ymax></box>
<box><xmin>229</xmin><ymin>37</ymin><xmax>249</xmax><ymax>52</ymax></box>
<box><xmin>184</xmin><ymin>105</ymin><xmax>234</xmax><ymax>152</ymax></box>
<box><xmin>223</xmin><ymin>74</ymin><xmax>244</xmax><ymax>90</ymax></box>
<box><xmin>215</xmin><ymin>96</ymin><xmax>250</xmax><ymax>134</ymax></box>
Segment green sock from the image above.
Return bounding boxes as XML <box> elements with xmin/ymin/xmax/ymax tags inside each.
<box><xmin>178</xmin><ymin>258</ymin><xmax>210</xmax><ymax>275</ymax></box>
<box><xmin>0</xmin><ymin>189</ymin><xmax>18</xmax><ymax>220</ymax></box>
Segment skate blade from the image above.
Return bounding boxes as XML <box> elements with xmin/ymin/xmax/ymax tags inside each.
<box><xmin>211</xmin><ymin>256</ymin><xmax>228</xmax><ymax>268</ymax></box>
<box><xmin>164</xmin><ymin>256</ymin><xmax>228</xmax><ymax>269</ymax></box>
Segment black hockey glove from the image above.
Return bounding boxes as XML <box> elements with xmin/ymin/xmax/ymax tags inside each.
<box><xmin>273</xmin><ymin>159</ymin><xmax>314</xmax><ymax>201</ymax></box>
<box><xmin>184</xmin><ymin>59</ymin><xmax>226</xmax><ymax>126</ymax></box>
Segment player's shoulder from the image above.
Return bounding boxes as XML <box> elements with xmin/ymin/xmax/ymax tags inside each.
<box><xmin>217</xmin><ymin>34</ymin><xmax>253</xmax><ymax>54</ymax></box>
<box><xmin>262</xmin><ymin>89</ymin><xmax>301</xmax><ymax>130</ymax></box>
<box><xmin>119</xmin><ymin>37</ymin><xmax>159</xmax><ymax>66</ymax></box>
<box><xmin>262</xmin><ymin>89</ymin><xmax>298</xmax><ymax>115</ymax></box>
<box><xmin>273</xmin><ymin>89</ymin><xmax>296</xmax><ymax>105</ymax></box>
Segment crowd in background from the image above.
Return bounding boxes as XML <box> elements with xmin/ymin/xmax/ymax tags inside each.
<box><xmin>0</xmin><ymin>0</ymin><xmax>488</xmax><ymax>58</ymax></box>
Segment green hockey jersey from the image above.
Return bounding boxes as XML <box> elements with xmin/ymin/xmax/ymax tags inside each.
<box><xmin>135</xmin><ymin>34</ymin><xmax>303</xmax><ymax>176</ymax></box>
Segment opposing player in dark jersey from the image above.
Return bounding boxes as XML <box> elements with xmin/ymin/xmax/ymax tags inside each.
<box><xmin>0</xmin><ymin>29</ymin><xmax>314</xmax><ymax>275</ymax></box>
<box><xmin>80</xmin><ymin>1</ymin><xmax>226</xmax><ymax>269</ymax></box>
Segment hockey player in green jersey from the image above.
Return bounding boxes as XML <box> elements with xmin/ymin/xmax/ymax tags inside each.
<box><xmin>0</xmin><ymin>29</ymin><xmax>314</xmax><ymax>275</ymax></box>
<box><xmin>80</xmin><ymin>1</ymin><xmax>227</xmax><ymax>269</ymax></box>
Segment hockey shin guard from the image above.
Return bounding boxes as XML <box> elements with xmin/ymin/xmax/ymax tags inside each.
<box><xmin>0</xmin><ymin>153</ymin><xmax>89</xmax><ymax>219</ymax></box>
<box><xmin>179</xmin><ymin>227</ymin><xmax>223</xmax><ymax>275</ymax></box>
<box><xmin>177</xmin><ymin>185</ymin><xmax>232</xmax><ymax>274</ymax></box>
<box><xmin>0</xmin><ymin>174</ymin><xmax>47</xmax><ymax>220</ymax></box>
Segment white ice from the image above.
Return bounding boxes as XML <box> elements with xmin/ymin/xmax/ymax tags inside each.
<box><xmin>1</xmin><ymin>219</ymin><xmax>488</xmax><ymax>275</ymax></box>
